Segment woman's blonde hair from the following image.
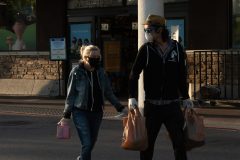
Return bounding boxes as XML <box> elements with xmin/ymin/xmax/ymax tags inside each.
<box><xmin>80</xmin><ymin>45</ymin><xmax>101</xmax><ymax>61</ymax></box>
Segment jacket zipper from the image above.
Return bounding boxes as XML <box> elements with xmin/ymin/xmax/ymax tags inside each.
<box><xmin>85</xmin><ymin>71</ymin><xmax>94</xmax><ymax>111</ymax></box>
<box><xmin>157</xmin><ymin>47</ymin><xmax>167</xmax><ymax>100</ymax></box>
<box><xmin>90</xmin><ymin>72</ymin><xmax>94</xmax><ymax>111</ymax></box>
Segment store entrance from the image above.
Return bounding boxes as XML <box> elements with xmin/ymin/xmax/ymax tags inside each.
<box><xmin>99</xmin><ymin>15</ymin><xmax>138</xmax><ymax>97</ymax></box>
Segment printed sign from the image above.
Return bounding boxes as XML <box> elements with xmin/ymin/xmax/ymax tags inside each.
<box><xmin>50</xmin><ymin>38</ymin><xmax>66</xmax><ymax>60</ymax></box>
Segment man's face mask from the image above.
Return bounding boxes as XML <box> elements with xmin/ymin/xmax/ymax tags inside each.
<box><xmin>88</xmin><ymin>57</ymin><xmax>100</xmax><ymax>68</ymax></box>
<box><xmin>144</xmin><ymin>27</ymin><xmax>156</xmax><ymax>42</ymax></box>
<box><xmin>144</xmin><ymin>26</ymin><xmax>162</xmax><ymax>42</ymax></box>
<box><xmin>145</xmin><ymin>32</ymin><xmax>153</xmax><ymax>42</ymax></box>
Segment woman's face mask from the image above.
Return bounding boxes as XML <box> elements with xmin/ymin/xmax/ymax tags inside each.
<box><xmin>88</xmin><ymin>57</ymin><xmax>100</xmax><ymax>68</ymax></box>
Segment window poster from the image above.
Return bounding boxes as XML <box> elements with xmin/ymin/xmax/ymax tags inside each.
<box><xmin>166</xmin><ymin>19</ymin><xmax>185</xmax><ymax>47</ymax></box>
<box><xmin>69</xmin><ymin>23</ymin><xmax>92</xmax><ymax>58</ymax></box>
<box><xmin>0</xmin><ymin>0</ymin><xmax>36</xmax><ymax>51</ymax></box>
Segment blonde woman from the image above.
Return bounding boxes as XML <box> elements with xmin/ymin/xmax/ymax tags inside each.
<box><xmin>59</xmin><ymin>45</ymin><xmax>127</xmax><ymax>160</ymax></box>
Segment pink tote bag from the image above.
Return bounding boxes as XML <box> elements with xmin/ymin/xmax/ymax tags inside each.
<box><xmin>56</xmin><ymin>123</ymin><xmax>71</xmax><ymax>139</ymax></box>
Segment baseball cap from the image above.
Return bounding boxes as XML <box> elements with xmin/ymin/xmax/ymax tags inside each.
<box><xmin>143</xmin><ymin>14</ymin><xmax>166</xmax><ymax>27</ymax></box>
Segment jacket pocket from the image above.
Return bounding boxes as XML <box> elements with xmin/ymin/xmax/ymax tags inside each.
<box><xmin>75</xmin><ymin>75</ymin><xmax>87</xmax><ymax>91</ymax></box>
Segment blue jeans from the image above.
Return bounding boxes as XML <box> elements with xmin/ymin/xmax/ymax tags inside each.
<box><xmin>72</xmin><ymin>109</ymin><xmax>103</xmax><ymax>160</ymax></box>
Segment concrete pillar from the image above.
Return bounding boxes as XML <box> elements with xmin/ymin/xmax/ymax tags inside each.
<box><xmin>138</xmin><ymin>0</ymin><xmax>164</xmax><ymax>114</ymax></box>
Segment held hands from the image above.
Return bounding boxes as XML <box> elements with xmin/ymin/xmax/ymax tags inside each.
<box><xmin>113</xmin><ymin>107</ymin><xmax>128</xmax><ymax>119</ymax></box>
<box><xmin>121</xmin><ymin>107</ymin><xmax>128</xmax><ymax>115</ymax></box>
<box><xmin>128</xmin><ymin>98</ymin><xmax>138</xmax><ymax>110</ymax></box>
<box><xmin>183</xmin><ymin>99</ymin><xmax>194</xmax><ymax>108</ymax></box>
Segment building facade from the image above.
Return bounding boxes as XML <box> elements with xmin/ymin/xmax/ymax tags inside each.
<box><xmin>0</xmin><ymin>0</ymin><xmax>238</xmax><ymax>97</ymax></box>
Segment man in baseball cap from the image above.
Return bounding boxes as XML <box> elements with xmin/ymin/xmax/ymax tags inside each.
<box><xmin>128</xmin><ymin>14</ymin><xmax>192</xmax><ymax>160</ymax></box>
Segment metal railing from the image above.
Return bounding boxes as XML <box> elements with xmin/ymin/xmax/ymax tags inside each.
<box><xmin>186</xmin><ymin>49</ymin><xmax>240</xmax><ymax>100</ymax></box>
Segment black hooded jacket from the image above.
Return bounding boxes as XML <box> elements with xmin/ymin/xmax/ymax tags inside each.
<box><xmin>129</xmin><ymin>40</ymin><xmax>189</xmax><ymax>100</ymax></box>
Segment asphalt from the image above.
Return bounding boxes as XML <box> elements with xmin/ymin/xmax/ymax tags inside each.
<box><xmin>0</xmin><ymin>96</ymin><xmax>240</xmax><ymax>130</ymax></box>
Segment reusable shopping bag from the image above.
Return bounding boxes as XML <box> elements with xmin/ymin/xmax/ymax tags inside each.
<box><xmin>121</xmin><ymin>107</ymin><xmax>148</xmax><ymax>151</ymax></box>
<box><xmin>184</xmin><ymin>108</ymin><xmax>205</xmax><ymax>151</ymax></box>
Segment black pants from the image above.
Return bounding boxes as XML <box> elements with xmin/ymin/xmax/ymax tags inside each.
<box><xmin>140</xmin><ymin>102</ymin><xmax>187</xmax><ymax>160</ymax></box>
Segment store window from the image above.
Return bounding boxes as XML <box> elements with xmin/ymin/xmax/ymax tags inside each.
<box><xmin>68</xmin><ymin>0</ymin><xmax>122</xmax><ymax>9</ymax></box>
<box><xmin>69</xmin><ymin>23</ymin><xmax>92</xmax><ymax>59</ymax></box>
<box><xmin>127</xmin><ymin>0</ymin><xmax>137</xmax><ymax>5</ymax></box>
<box><xmin>0</xmin><ymin>0</ymin><xmax>36</xmax><ymax>51</ymax></box>
<box><xmin>233</xmin><ymin>0</ymin><xmax>240</xmax><ymax>48</ymax></box>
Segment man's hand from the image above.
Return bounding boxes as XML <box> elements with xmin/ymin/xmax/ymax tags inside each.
<box><xmin>128</xmin><ymin>98</ymin><xmax>138</xmax><ymax>110</ymax></box>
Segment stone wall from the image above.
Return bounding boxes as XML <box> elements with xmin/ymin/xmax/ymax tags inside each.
<box><xmin>0</xmin><ymin>54</ymin><xmax>64</xmax><ymax>96</ymax></box>
<box><xmin>0</xmin><ymin>55</ymin><xmax>62</xmax><ymax>80</ymax></box>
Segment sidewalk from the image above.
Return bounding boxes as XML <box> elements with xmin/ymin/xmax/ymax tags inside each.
<box><xmin>0</xmin><ymin>96</ymin><xmax>240</xmax><ymax>130</ymax></box>
<box><xmin>0</xmin><ymin>96</ymin><xmax>240</xmax><ymax>116</ymax></box>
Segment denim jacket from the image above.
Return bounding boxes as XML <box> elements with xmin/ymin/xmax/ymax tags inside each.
<box><xmin>63</xmin><ymin>62</ymin><xmax>123</xmax><ymax>118</ymax></box>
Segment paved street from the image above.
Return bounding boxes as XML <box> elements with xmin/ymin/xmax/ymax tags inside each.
<box><xmin>0</xmin><ymin>113</ymin><xmax>239</xmax><ymax>160</ymax></box>
<box><xmin>0</xmin><ymin>97</ymin><xmax>240</xmax><ymax>160</ymax></box>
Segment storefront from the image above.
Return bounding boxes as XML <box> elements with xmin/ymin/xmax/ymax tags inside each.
<box><xmin>66</xmin><ymin>0</ymin><xmax>191</xmax><ymax>96</ymax></box>
<box><xmin>0</xmin><ymin>0</ymin><xmax>238</xmax><ymax>96</ymax></box>
<box><xmin>67</xmin><ymin>2</ymin><xmax>138</xmax><ymax>96</ymax></box>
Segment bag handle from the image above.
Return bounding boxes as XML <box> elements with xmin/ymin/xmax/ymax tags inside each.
<box><xmin>129</xmin><ymin>107</ymin><xmax>141</xmax><ymax>116</ymax></box>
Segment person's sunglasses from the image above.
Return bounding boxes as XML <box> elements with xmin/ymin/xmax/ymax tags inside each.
<box><xmin>144</xmin><ymin>28</ymin><xmax>154</xmax><ymax>33</ymax></box>
<box><xmin>144</xmin><ymin>25</ymin><xmax>163</xmax><ymax>33</ymax></box>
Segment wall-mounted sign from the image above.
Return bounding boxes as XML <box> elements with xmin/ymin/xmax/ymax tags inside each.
<box><xmin>101</xmin><ymin>23</ymin><xmax>109</xmax><ymax>31</ymax></box>
<box><xmin>132</xmin><ymin>22</ymin><xmax>138</xmax><ymax>30</ymax></box>
<box><xmin>50</xmin><ymin>38</ymin><xmax>66</xmax><ymax>60</ymax></box>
